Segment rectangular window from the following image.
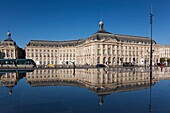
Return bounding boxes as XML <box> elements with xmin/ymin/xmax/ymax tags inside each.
<box><xmin>98</xmin><ymin>44</ymin><xmax>100</xmax><ymax>48</ymax></box>
<box><xmin>103</xmin><ymin>49</ymin><xmax>106</xmax><ymax>55</ymax></box>
<box><xmin>108</xmin><ymin>48</ymin><xmax>111</xmax><ymax>55</ymax></box>
<box><xmin>97</xmin><ymin>49</ymin><xmax>100</xmax><ymax>55</ymax></box>
<box><xmin>112</xmin><ymin>50</ymin><xmax>115</xmax><ymax>55</ymax></box>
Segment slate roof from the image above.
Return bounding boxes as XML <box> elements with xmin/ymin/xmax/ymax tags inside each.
<box><xmin>27</xmin><ymin>39</ymin><xmax>86</xmax><ymax>47</ymax></box>
<box><xmin>2</xmin><ymin>39</ymin><xmax>16</xmax><ymax>46</ymax></box>
<box><xmin>26</xmin><ymin>29</ymin><xmax>156</xmax><ymax>47</ymax></box>
<box><xmin>4</xmin><ymin>37</ymin><xmax>14</xmax><ymax>42</ymax></box>
<box><xmin>87</xmin><ymin>29</ymin><xmax>156</xmax><ymax>44</ymax></box>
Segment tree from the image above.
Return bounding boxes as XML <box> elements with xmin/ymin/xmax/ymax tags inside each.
<box><xmin>167</xmin><ymin>58</ymin><xmax>170</xmax><ymax>65</ymax></box>
<box><xmin>160</xmin><ymin>58</ymin><xmax>165</xmax><ymax>63</ymax></box>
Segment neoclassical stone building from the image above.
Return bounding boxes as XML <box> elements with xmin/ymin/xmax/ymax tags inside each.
<box><xmin>0</xmin><ymin>32</ymin><xmax>25</xmax><ymax>59</ymax></box>
<box><xmin>25</xmin><ymin>21</ymin><xmax>160</xmax><ymax>66</ymax></box>
<box><xmin>159</xmin><ymin>45</ymin><xmax>170</xmax><ymax>58</ymax></box>
<box><xmin>159</xmin><ymin>45</ymin><xmax>170</xmax><ymax>65</ymax></box>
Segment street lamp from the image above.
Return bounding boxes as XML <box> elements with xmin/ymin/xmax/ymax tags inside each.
<box><xmin>150</xmin><ymin>11</ymin><xmax>153</xmax><ymax>72</ymax></box>
<box><xmin>149</xmin><ymin>5</ymin><xmax>154</xmax><ymax>113</ymax></box>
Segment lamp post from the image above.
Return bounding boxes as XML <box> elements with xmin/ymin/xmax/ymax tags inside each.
<box><xmin>149</xmin><ymin>4</ymin><xmax>154</xmax><ymax>113</ymax></box>
<box><xmin>150</xmin><ymin>12</ymin><xmax>153</xmax><ymax>72</ymax></box>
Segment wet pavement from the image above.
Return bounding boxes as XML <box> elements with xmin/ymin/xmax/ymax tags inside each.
<box><xmin>0</xmin><ymin>67</ymin><xmax>170</xmax><ymax>113</ymax></box>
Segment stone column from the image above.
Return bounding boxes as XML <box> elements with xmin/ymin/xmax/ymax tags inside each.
<box><xmin>115</xmin><ymin>45</ymin><xmax>117</xmax><ymax>65</ymax></box>
<box><xmin>100</xmin><ymin>44</ymin><xmax>103</xmax><ymax>64</ymax></box>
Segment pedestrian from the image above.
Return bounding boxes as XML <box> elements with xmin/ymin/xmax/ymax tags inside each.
<box><xmin>160</xmin><ymin>64</ymin><xmax>163</xmax><ymax>72</ymax></box>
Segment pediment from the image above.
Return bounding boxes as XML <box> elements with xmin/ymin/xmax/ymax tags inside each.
<box><xmin>84</xmin><ymin>35</ymin><xmax>117</xmax><ymax>44</ymax></box>
<box><xmin>102</xmin><ymin>37</ymin><xmax>117</xmax><ymax>43</ymax></box>
<box><xmin>84</xmin><ymin>39</ymin><xmax>91</xmax><ymax>44</ymax></box>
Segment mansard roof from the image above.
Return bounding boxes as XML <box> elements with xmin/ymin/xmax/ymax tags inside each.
<box><xmin>160</xmin><ymin>45</ymin><xmax>170</xmax><ymax>47</ymax></box>
<box><xmin>87</xmin><ymin>29</ymin><xmax>156</xmax><ymax>44</ymax></box>
<box><xmin>114</xmin><ymin>34</ymin><xmax>156</xmax><ymax>44</ymax></box>
<box><xmin>27</xmin><ymin>78</ymin><xmax>153</xmax><ymax>96</ymax></box>
<box><xmin>4</xmin><ymin>38</ymin><xmax>15</xmax><ymax>42</ymax></box>
<box><xmin>26</xmin><ymin>29</ymin><xmax>156</xmax><ymax>47</ymax></box>
<box><xmin>91</xmin><ymin>82</ymin><xmax>152</xmax><ymax>95</ymax></box>
<box><xmin>1</xmin><ymin>39</ymin><xmax>16</xmax><ymax>46</ymax></box>
<box><xmin>27</xmin><ymin>39</ymin><xmax>86</xmax><ymax>47</ymax></box>
<box><xmin>2</xmin><ymin>32</ymin><xmax>17</xmax><ymax>45</ymax></box>
<box><xmin>95</xmin><ymin>29</ymin><xmax>112</xmax><ymax>34</ymax></box>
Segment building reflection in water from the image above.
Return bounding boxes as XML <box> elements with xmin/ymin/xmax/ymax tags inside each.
<box><xmin>25</xmin><ymin>67</ymin><xmax>166</xmax><ymax>107</ymax></box>
<box><xmin>0</xmin><ymin>71</ymin><xmax>26</xmax><ymax>94</ymax></box>
<box><xmin>1</xmin><ymin>67</ymin><xmax>170</xmax><ymax>108</ymax></box>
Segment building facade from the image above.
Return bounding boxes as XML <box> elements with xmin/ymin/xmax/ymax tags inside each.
<box><xmin>159</xmin><ymin>45</ymin><xmax>170</xmax><ymax>65</ymax></box>
<box><xmin>25</xmin><ymin>21</ymin><xmax>160</xmax><ymax>66</ymax></box>
<box><xmin>0</xmin><ymin>32</ymin><xmax>25</xmax><ymax>59</ymax></box>
<box><xmin>159</xmin><ymin>45</ymin><xmax>170</xmax><ymax>58</ymax></box>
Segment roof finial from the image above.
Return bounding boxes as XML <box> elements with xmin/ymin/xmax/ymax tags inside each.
<box><xmin>5</xmin><ymin>31</ymin><xmax>12</xmax><ymax>41</ymax></box>
<box><xmin>99</xmin><ymin>20</ymin><xmax>104</xmax><ymax>30</ymax></box>
<box><xmin>7</xmin><ymin>31</ymin><xmax>11</xmax><ymax>36</ymax></box>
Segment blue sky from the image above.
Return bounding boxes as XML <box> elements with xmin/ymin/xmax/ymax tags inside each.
<box><xmin>0</xmin><ymin>0</ymin><xmax>170</xmax><ymax>48</ymax></box>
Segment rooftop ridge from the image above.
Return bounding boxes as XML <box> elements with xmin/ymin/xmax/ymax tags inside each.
<box><xmin>30</xmin><ymin>39</ymin><xmax>84</xmax><ymax>43</ymax></box>
<box><xmin>114</xmin><ymin>34</ymin><xmax>150</xmax><ymax>39</ymax></box>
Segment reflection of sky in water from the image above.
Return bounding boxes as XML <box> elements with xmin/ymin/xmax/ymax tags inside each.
<box><xmin>0</xmin><ymin>67</ymin><xmax>170</xmax><ymax>113</ymax></box>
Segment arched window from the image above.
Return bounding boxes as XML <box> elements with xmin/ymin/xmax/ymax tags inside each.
<box><xmin>97</xmin><ymin>57</ymin><xmax>100</xmax><ymax>64</ymax></box>
<box><xmin>103</xmin><ymin>57</ymin><xmax>106</xmax><ymax>64</ymax></box>
<box><xmin>120</xmin><ymin>58</ymin><xmax>123</xmax><ymax>62</ymax></box>
<box><xmin>108</xmin><ymin>57</ymin><xmax>111</xmax><ymax>63</ymax></box>
<box><xmin>136</xmin><ymin>58</ymin><xmax>138</xmax><ymax>63</ymax></box>
<box><xmin>125</xmin><ymin>57</ymin><xmax>128</xmax><ymax>62</ymax></box>
<box><xmin>112</xmin><ymin>57</ymin><xmax>115</xmax><ymax>64</ymax></box>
